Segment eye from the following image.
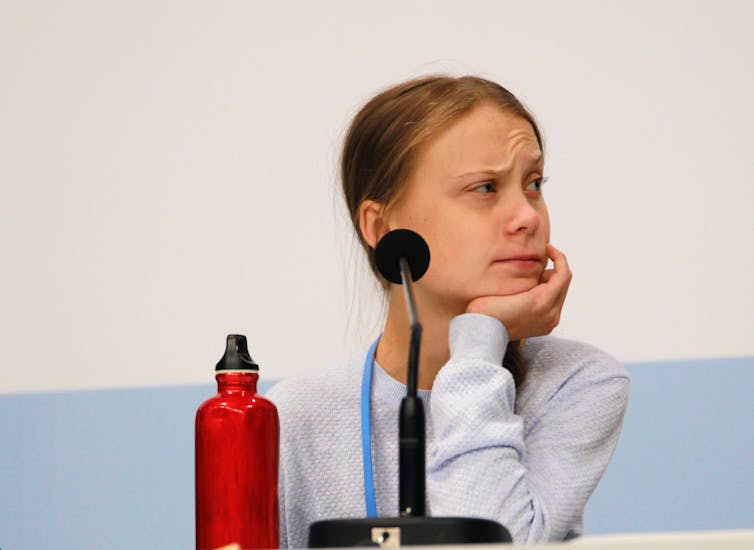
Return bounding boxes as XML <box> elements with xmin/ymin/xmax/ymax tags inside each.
<box><xmin>526</xmin><ymin>176</ymin><xmax>548</xmax><ymax>193</ymax></box>
<box><xmin>472</xmin><ymin>182</ymin><xmax>496</xmax><ymax>193</ymax></box>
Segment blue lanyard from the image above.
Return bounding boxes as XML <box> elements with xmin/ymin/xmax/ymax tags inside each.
<box><xmin>360</xmin><ymin>337</ymin><xmax>380</xmax><ymax>518</ymax></box>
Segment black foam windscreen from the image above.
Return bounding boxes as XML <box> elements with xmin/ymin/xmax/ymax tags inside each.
<box><xmin>375</xmin><ymin>229</ymin><xmax>430</xmax><ymax>285</ymax></box>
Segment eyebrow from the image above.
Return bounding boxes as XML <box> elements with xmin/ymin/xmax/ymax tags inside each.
<box><xmin>453</xmin><ymin>153</ymin><xmax>544</xmax><ymax>180</ymax></box>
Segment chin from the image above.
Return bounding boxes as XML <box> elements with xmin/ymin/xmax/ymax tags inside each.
<box><xmin>484</xmin><ymin>277</ymin><xmax>540</xmax><ymax>296</ymax></box>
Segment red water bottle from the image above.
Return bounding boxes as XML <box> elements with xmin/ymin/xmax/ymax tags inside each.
<box><xmin>195</xmin><ymin>334</ymin><xmax>279</xmax><ymax>550</ymax></box>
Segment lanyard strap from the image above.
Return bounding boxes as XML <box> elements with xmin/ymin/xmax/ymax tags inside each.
<box><xmin>360</xmin><ymin>337</ymin><xmax>380</xmax><ymax>518</ymax></box>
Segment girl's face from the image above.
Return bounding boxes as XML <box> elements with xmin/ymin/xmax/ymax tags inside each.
<box><xmin>384</xmin><ymin>103</ymin><xmax>550</xmax><ymax>313</ymax></box>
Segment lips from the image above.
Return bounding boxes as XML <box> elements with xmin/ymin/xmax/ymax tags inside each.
<box><xmin>498</xmin><ymin>254</ymin><xmax>542</xmax><ymax>262</ymax></box>
<box><xmin>493</xmin><ymin>254</ymin><xmax>546</xmax><ymax>271</ymax></box>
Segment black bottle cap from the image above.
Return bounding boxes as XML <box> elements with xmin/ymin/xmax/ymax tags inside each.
<box><xmin>216</xmin><ymin>334</ymin><xmax>259</xmax><ymax>371</ymax></box>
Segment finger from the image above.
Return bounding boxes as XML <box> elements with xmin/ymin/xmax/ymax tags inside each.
<box><xmin>532</xmin><ymin>268</ymin><xmax>564</xmax><ymax>309</ymax></box>
<box><xmin>541</xmin><ymin>245</ymin><xmax>571</xmax><ymax>305</ymax></box>
<box><xmin>546</xmin><ymin>243</ymin><xmax>569</xmax><ymax>272</ymax></box>
<box><xmin>545</xmin><ymin>244</ymin><xmax>572</xmax><ymax>286</ymax></box>
<box><xmin>538</xmin><ymin>270</ymin><xmax>566</xmax><ymax>309</ymax></box>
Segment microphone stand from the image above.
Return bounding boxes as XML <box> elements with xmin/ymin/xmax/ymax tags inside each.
<box><xmin>309</xmin><ymin>240</ymin><xmax>511</xmax><ymax>547</ymax></box>
<box><xmin>398</xmin><ymin>257</ymin><xmax>425</xmax><ymax>517</ymax></box>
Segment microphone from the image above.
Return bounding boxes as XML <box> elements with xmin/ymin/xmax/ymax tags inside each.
<box><xmin>308</xmin><ymin>229</ymin><xmax>510</xmax><ymax>547</ymax></box>
<box><xmin>375</xmin><ymin>229</ymin><xmax>429</xmax><ymax>517</ymax></box>
<box><xmin>374</xmin><ymin>228</ymin><xmax>430</xmax><ymax>285</ymax></box>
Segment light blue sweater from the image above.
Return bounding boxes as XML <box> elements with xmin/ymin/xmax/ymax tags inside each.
<box><xmin>266</xmin><ymin>314</ymin><xmax>629</xmax><ymax>547</ymax></box>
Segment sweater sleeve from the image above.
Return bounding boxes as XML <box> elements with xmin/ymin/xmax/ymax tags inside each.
<box><xmin>427</xmin><ymin>313</ymin><xmax>629</xmax><ymax>544</ymax></box>
<box><xmin>277</xmin><ymin>451</ymin><xmax>289</xmax><ymax>548</ymax></box>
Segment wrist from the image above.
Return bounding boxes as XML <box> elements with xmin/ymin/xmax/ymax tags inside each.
<box><xmin>448</xmin><ymin>313</ymin><xmax>509</xmax><ymax>365</ymax></box>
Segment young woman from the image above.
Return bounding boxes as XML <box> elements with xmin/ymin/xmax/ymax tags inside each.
<box><xmin>267</xmin><ymin>75</ymin><xmax>629</xmax><ymax>547</ymax></box>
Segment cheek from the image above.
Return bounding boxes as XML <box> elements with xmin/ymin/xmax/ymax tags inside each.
<box><xmin>392</xmin><ymin>202</ymin><xmax>456</xmax><ymax>252</ymax></box>
<box><xmin>422</xmin><ymin>228</ymin><xmax>489</xmax><ymax>288</ymax></box>
<box><xmin>540</xmin><ymin>205</ymin><xmax>551</xmax><ymax>242</ymax></box>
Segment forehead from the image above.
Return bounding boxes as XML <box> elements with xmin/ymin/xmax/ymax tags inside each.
<box><xmin>416</xmin><ymin>104</ymin><xmax>542</xmax><ymax>175</ymax></box>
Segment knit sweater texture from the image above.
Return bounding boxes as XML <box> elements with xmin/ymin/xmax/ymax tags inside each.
<box><xmin>265</xmin><ymin>313</ymin><xmax>629</xmax><ymax>547</ymax></box>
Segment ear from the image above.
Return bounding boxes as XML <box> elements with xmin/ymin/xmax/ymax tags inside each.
<box><xmin>359</xmin><ymin>200</ymin><xmax>390</xmax><ymax>249</ymax></box>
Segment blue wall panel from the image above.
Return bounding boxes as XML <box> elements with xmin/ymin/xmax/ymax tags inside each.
<box><xmin>585</xmin><ymin>357</ymin><xmax>754</xmax><ymax>533</ymax></box>
<box><xmin>1</xmin><ymin>362</ymin><xmax>752</xmax><ymax>549</ymax></box>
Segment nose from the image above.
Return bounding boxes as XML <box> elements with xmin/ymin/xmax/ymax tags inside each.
<box><xmin>502</xmin><ymin>192</ymin><xmax>540</xmax><ymax>235</ymax></box>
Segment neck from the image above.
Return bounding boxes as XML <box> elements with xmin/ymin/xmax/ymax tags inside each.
<box><xmin>375</xmin><ymin>286</ymin><xmax>464</xmax><ymax>390</ymax></box>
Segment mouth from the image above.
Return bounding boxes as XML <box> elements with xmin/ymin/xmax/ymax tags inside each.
<box><xmin>493</xmin><ymin>255</ymin><xmax>545</xmax><ymax>270</ymax></box>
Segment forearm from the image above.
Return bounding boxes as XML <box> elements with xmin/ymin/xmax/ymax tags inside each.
<box><xmin>427</xmin><ymin>314</ymin><xmax>627</xmax><ymax>544</ymax></box>
<box><xmin>427</xmin><ymin>314</ymin><xmax>547</xmax><ymax>542</ymax></box>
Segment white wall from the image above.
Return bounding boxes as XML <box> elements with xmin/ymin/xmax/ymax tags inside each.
<box><xmin>2</xmin><ymin>0</ymin><xmax>752</xmax><ymax>393</ymax></box>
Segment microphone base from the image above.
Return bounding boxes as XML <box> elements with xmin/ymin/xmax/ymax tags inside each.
<box><xmin>308</xmin><ymin>516</ymin><xmax>512</xmax><ymax>547</ymax></box>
